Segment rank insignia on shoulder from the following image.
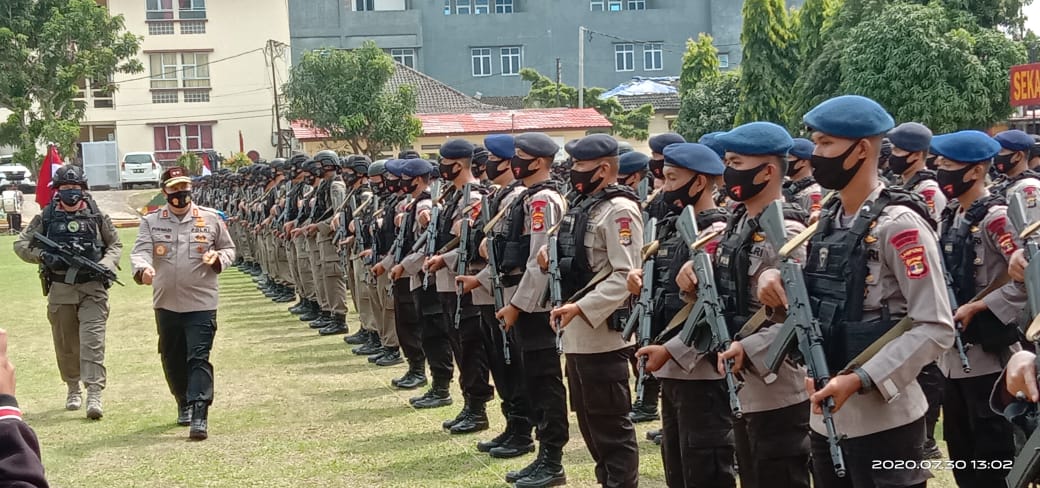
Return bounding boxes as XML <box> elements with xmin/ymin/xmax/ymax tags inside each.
<box><xmin>889</xmin><ymin>229</ymin><xmax>919</xmax><ymax>249</ymax></box>
<box><xmin>617</xmin><ymin>217</ymin><xmax>632</xmax><ymax>246</ymax></box>
<box><xmin>899</xmin><ymin>246</ymin><xmax>928</xmax><ymax>279</ymax></box>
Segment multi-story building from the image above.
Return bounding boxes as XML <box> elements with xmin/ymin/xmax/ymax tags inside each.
<box><xmin>78</xmin><ymin>0</ymin><xmax>290</xmax><ymax>165</ymax></box>
<box><xmin>288</xmin><ymin>0</ymin><xmax>801</xmax><ymax>99</ymax></box>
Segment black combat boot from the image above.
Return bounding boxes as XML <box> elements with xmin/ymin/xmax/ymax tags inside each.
<box><xmin>343</xmin><ymin>328</ymin><xmax>370</xmax><ymax>345</ymax></box>
<box><xmin>477</xmin><ymin>420</ymin><xmax>513</xmax><ymax>453</ymax></box>
<box><xmin>392</xmin><ymin>362</ymin><xmax>428</xmax><ymax>390</ymax></box>
<box><xmin>288</xmin><ymin>298</ymin><xmax>307</xmax><ymax>315</ymax></box>
<box><xmin>489</xmin><ymin>418</ymin><xmax>535</xmax><ymax>459</ymax></box>
<box><xmin>273</xmin><ymin>285</ymin><xmax>295</xmax><ymax>303</ymax></box>
<box><xmin>375</xmin><ymin>348</ymin><xmax>404</xmax><ymax>366</ymax></box>
<box><xmin>629</xmin><ymin>399</ymin><xmax>660</xmax><ymax>423</ymax></box>
<box><xmin>309</xmin><ymin>311</ymin><xmax>333</xmax><ymax>329</ymax></box>
<box><xmin>298</xmin><ymin>301</ymin><xmax>320</xmax><ymax>322</ymax></box>
<box><xmin>505</xmin><ymin>445</ymin><xmax>545</xmax><ymax>483</ymax></box>
<box><xmin>177</xmin><ymin>402</ymin><xmax>192</xmax><ymax>426</ymax></box>
<box><xmin>319</xmin><ymin>314</ymin><xmax>348</xmax><ymax>336</ymax></box>
<box><xmin>367</xmin><ymin>347</ymin><xmax>388</xmax><ymax>363</ymax></box>
<box><xmin>442</xmin><ymin>399</ymin><xmax>471</xmax><ymax>430</ymax></box>
<box><xmin>352</xmin><ymin>332</ymin><xmax>382</xmax><ymax>355</ymax></box>
<box><xmin>922</xmin><ymin>419</ymin><xmax>942</xmax><ymax>459</ymax></box>
<box><xmin>514</xmin><ymin>445</ymin><xmax>565</xmax><ymax>487</ymax></box>
<box><xmin>450</xmin><ymin>399</ymin><xmax>489</xmax><ymax>434</ymax></box>
<box><xmin>189</xmin><ymin>401</ymin><xmax>208</xmax><ymax>441</ymax></box>
<box><xmin>411</xmin><ymin>379</ymin><xmax>452</xmax><ymax>409</ymax></box>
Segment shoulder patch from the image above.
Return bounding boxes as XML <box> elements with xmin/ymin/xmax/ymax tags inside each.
<box><xmin>921</xmin><ymin>189</ymin><xmax>936</xmax><ymax>210</ymax></box>
<box><xmin>899</xmin><ymin>246</ymin><xmax>929</xmax><ymax>279</ymax></box>
<box><xmin>987</xmin><ymin>216</ymin><xmax>1008</xmax><ymax>235</ymax></box>
<box><xmin>889</xmin><ymin>229</ymin><xmax>920</xmax><ymax>250</ymax></box>
<box><xmin>998</xmin><ymin>232</ymin><xmax>1018</xmax><ymax>256</ymax></box>
<box><xmin>810</xmin><ymin>193</ymin><xmax>822</xmax><ymax>212</ymax></box>
<box><xmin>530</xmin><ymin>199</ymin><xmax>547</xmax><ymax>232</ymax></box>
<box><xmin>616</xmin><ymin>217</ymin><xmax>633</xmax><ymax>246</ymax></box>
<box><xmin>1025</xmin><ymin>186</ymin><xmax>1038</xmax><ymax>208</ymax></box>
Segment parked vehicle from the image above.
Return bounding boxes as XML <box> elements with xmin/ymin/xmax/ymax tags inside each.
<box><xmin>120</xmin><ymin>152</ymin><xmax>162</xmax><ymax>189</ymax></box>
<box><xmin>0</xmin><ymin>158</ymin><xmax>37</xmax><ymax>194</ymax></box>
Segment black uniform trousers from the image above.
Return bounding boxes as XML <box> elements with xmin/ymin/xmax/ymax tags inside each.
<box><xmin>734</xmin><ymin>400</ymin><xmax>811</xmax><ymax>488</ymax></box>
<box><xmin>439</xmin><ymin>292</ymin><xmax>493</xmax><ymax>402</ymax></box>
<box><xmin>917</xmin><ymin>362</ymin><xmax>944</xmax><ymax>445</ymax></box>
<box><xmin>413</xmin><ymin>286</ymin><xmax>454</xmax><ymax>383</ymax></box>
<box><xmin>566</xmin><ymin>347</ymin><xmax>639</xmax><ymax>488</ymax></box>
<box><xmin>660</xmin><ymin>378</ymin><xmax>737</xmax><ymax>488</ymax></box>
<box><xmin>155</xmin><ymin>308</ymin><xmax>216</xmax><ymax>407</ymax></box>
<box><xmin>515</xmin><ymin>311</ymin><xmax>569</xmax><ymax>450</ymax></box>
<box><xmin>392</xmin><ymin>279</ymin><xmax>424</xmax><ymax>366</ymax></box>
<box><xmin>479</xmin><ymin>305</ymin><xmax>531</xmax><ymax>423</ymax></box>
<box><xmin>943</xmin><ymin>373</ymin><xmax>1016</xmax><ymax>488</ymax></box>
<box><xmin>812</xmin><ymin>417</ymin><xmax>930</xmax><ymax>488</ymax></box>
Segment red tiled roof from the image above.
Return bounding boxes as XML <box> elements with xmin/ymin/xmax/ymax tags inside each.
<box><xmin>292</xmin><ymin>108</ymin><xmax>612</xmax><ymax>141</ymax></box>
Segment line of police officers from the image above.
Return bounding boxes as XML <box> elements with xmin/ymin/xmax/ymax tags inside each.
<box><xmin>192</xmin><ymin>92</ymin><xmax>1040</xmax><ymax>488</ymax></box>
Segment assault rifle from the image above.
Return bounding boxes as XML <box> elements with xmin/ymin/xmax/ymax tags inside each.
<box><xmin>454</xmin><ymin>183</ymin><xmax>473</xmax><ymax>329</ymax></box>
<box><xmin>482</xmin><ymin>193</ymin><xmax>511</xmax><ymax>365</ymax></box>
<box><xmin>33</xmin><ymin>233</ymin><xmax>123</xmax><ymax>288</ymax></box>
<box><xmin>758</xmin><ymin>201</ymin><xmax>846</xmax><ymax>478</ymax></box>
<box><xmin>387</xmin><ymin>196</ymin><xmax>414</xmax><ymax>297</ymax></box>
<box><xmin>622</xmin><ymin>215</ymin><xmax>657</xmax><ymax>406</ymax></box>
<box><xmin>674</xmin><ymin>206</ymin><xmax>743</xmax><ymax>418</ymax></box>
<box><xmin>546</xmin><ymin>203</ymin><xmax>565</xmax><ymax>355</ymax></box>
<box><xmin>942</xmin><ymin>269</ymin><xmax>973</xmax><ymax>374</ymax></box>
<box><xmin>1009</xmin><ymin>192</ymin><xmax>1040</xmax><ymax>341</ymax></box>
<box><xmin>422</xmin><ymin>180</ymin><xmax>444</xmax><ymax>290</ymax></box>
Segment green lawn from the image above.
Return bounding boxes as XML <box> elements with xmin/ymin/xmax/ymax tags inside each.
<box><xmin>0</xmin><ymin>229</ymin><xmax>959</xmax><ymax>487</ymax></box>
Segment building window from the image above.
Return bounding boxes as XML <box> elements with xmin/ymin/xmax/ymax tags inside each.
<box><xmin>178</xmin><ymin>0</ymin><xmax>206</xmax><ymax>19</ymax></box>
<box><xmin>471</xmin><ymin>48</ymin><xmax>492</xmax><ymax>77</ymax></box>
<box><xmin>183</xmin><ymin>90</ymin><xmax>210</xmax><ymax>103</ymax></box>
<box><xmin>180</xmin><ymin>20</ymin><xmax>206</xmax><ymax>34</ymax></box>
<box><xmin>615</xmin><ymin>43</ymin><xmax>634</xmax><ymax>72</ymax></box>
<box><xmin>718</xmin><ymin>54</ymin><xmax>730</xmax><ymax>68</ymax></box>
<box><xmin>181</xmin><ymin>52</ymin><xmax>210</xmax><ymax>88</ymax></box>
<box><xmin>146</xmin><ymin>0</ymin><xmax>173</xmax><ymax>19</ymax></box>
<box><xmin>501</xmin><ymin>46</ymin><xmax>521</xmax><ymax>76</ymax></box>
<box><xmin>151</xmin><ymin>91</ymin><xmax>178</xmax><ymax>104</ymax></box>
<box><xmin>149</xmin><ymin>53</ymin><xmax>179</xmax><ymax>90</ymax></box>
<box><xmin>390</xmin><ymin>48</ymin><xmax>415</xmax><ymax>68</ymax></box>
<box><xmin>643</xmin><ymin>42</ymin><xmax>662</xmax><ymax>71</ymax></box>
<box><xmin>148</xmin><ymin>21</ymin><xmax>174</xmax><ymax>35</ymax></box>
<box><xmin>475</xmin><ymin>0</ymin><xmax>489</xmax><ymax>14</ymax></box>
<box><xmin>355</xmin><ymin>0</ymin><xmax>374</xmax><ymax>10</ymax></box>
<box><xmin>627</xmin><ymin>0</ymin><xmax>645</xmax><ymax>9</ymax></box>
<box><xmin>444</xmin><ymin>0</ymin><xmax>451</xmax><ymax>14</ymax></box>
<box><xmin>495</xmin><ymin>0</ymin><xmax>513</xmax><ymax>13</ymax></box>
<box><xmin>154</xmin><ymin>124</ymin><xmax>214</xmax><ymax>163</ymax></box>
<box><xmin>608</xmin><ymin>0</ymin><xmax>622</xmax><ymax>11</ymax></box>
<box><xmin>457</xmin><ymin>0</ymin><xmax>471</xmax><ymax>14</ymax></box>
<box><xmin>590</xmin><ymin>0</ymin><xmax>604</xmax><ymax>11</ymax></box>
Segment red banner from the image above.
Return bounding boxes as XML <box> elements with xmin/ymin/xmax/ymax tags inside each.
<box><xmin>34</xmin><ymin>145</ymin><xmax>61</xmax><ymax>209</ymax></box>
<box><xmin>1011</xmin><ymin>63</ymin><xmax>1040</xmax><ymax>107</ymax></box>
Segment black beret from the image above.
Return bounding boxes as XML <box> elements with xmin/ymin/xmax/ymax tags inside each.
<box><xmin>515</xmin><ymin>132</ymin><xmax>560</xmax><ymax>158</ymax></box>
<box><xmin>564</xmin><ymin>134</ymin><xmax>619</xmax><ymax>161</ymax></box>
<box><xmin>439</xmin><ymin>138</ymin><xmax>475</xmax><ymax>159</ymax></box>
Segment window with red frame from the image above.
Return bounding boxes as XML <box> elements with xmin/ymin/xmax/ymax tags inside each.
<box><xmin>154</xmin><ymin>124</ymin><xmax>213</xmax><ymax>163</ymax></box>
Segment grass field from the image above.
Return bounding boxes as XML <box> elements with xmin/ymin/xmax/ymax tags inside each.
<box><xmin>0</xmin><ymin>229</ymin><xmax>959</xmax><ymax>487</ymax></box>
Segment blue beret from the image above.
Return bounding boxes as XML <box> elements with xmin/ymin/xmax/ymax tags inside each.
<box><xmin>401</xmin><ymin>158</ymin><xmax>434</xmax><ymax>177</ymax></box>
<box><xmin>439</xmin><ymin>138</ymin><xmax>475</xmax><ymax>159</ymax></box>
<box><xmin>649</xmin><ymin>133</ymin><xmax>686</xmax><ymax>154</ymax></box>
<box><xmin>887</xmin><ymin>122</ymin><xmax>932</xmax><ymax>153</ymax></box>
<box><xmin>931</xmin><ymin>130</ymin><xmax>1001</xmax><ymax>164</ymax></box>
<box><xmin>790</xmin><ymin>138</ymin><xmax>815</xmax><ymax>160</ymax></box>
<box><xmin>804</xmin><ymin>95</ymin><xmax>895</xmax><ymax>138</ymax></box>
<box><xmin>618</xmin><ymin>151</ymin><xmax>650</xmax><ymax>175</ymax></box>
<box><xmin>717</xmin><ymin>122</ymin><xmax>794</xmax><ymax>157</ymax></box>
<box><xmin>565</xmin><ymin>134</ymin><xmax>618</xmax><ymax>161</ymax></box>
<box><xmin>994</xmin><ymin>129</ymin><xmax>1034</xmax><ymax>152</ymax></box>
<box><xmin>484</xmin><ymin>134</ymin><xmax>515</xmax><ymax>159</ymax></box>
<box><xmin>515</xmin><ymin>132</ymin><xmax>559</xmax><ymax>158</ymax></box>
<box><xmin>697</xmin><ymin>132</ymin><xmax>727</xmax><ymax>158</ymax></box>
<box><xmin>385</xmin><ymin>159</ymin><xmax>404</xmax><ymax>177</ymax></box>
<box><xmin>663</xmin><ymin>143</ymin><xmax>725</xmax><ymax>176</ymax></box>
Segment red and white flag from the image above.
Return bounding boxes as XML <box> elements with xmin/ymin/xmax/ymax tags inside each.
<box><xmin>201</xmin><ymin>152</ymin><xmax>212</xmax><ymax>176</ymax></box>
<box><xmin>35</xmin><ymin>145</ymin><xmax>62</xmax><ymax>209</ymax></box>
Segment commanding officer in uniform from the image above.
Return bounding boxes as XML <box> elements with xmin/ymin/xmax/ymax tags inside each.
<box><xmin>782</xmin><ymin>137</ymin><xmax>823</xmax><ymax>217</ymax></box>
<box><xmin>992</xmin><ymin>129</ymin><xmax>1040</xmax><ymax>224</ymax></box>
<box><xmin>888</xmin><ymin>122</ymin><xmax>945</xmax><ymax>223</ymax></box>
<box><xmin>13</xmin><ymin>165</ymin><xmax>122</xmax><ymax>420</ymax></box>
<box><xmin>759</xmin><ymin>95</ymin><xmax>954</xmax><ymax>487</ymax></box>
<box><xmin>931</xmin><ymin>130</ymin><xmax>1021</xmax><ymax>486</ymax></box>
<box><xmin>130</xmin><ymin>166</ymin><xmax>236</xmax><ymax>441</ymax></box>
<box><xmin>494</xmin><ymin>133</ymin><xmax>569</xmax><ymax>488</ymax></box>
<box><xmin>543</xmin><ymin>134</ymin><xmax>642</xmax><ymax>488</ymax></box>
<box><xmin>633</xmin><ymin>142</ymin><xmax>735</xmax><ymax>487</ymax></box>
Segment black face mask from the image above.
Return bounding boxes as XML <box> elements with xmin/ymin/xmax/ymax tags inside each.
<box><xmin>925</xmin><ymin>154</ymin><xmax>938</xmax><ymax>171</ymax></box>
<box><xmin>400</xmin><ymin>179</ymin><xmax>418</xmax><ymax>194</ymax></box>
<box><xmin>618</xmin><ymin>174</ymin><xmax>637</xmax><ymax>189</ymax></box>
<box><xmin>58</xmin><ymin>188</ymin><xmax>84</xmax><ymax>207</ymax></box>
<box><xmin>786</xmin><ymin>159</ymin><xmax>802</xmax><ymax>178</ymax></box>
<box><xmin>937</xmin><ymin>165</ymin><xmax>978</xmax><ymax>198</ymax></box>
<box><xmin>649</xmin><ymin>158</ymin><xmax>665</xmax><ymax>180</ymax></box>
<box><xmin>472</xmin><ymin>163</ymin><xmax>485</xmax><ymax>180</ymax></box>
<box><xmin>811</xmin><ymin>140</ymin><xmax>865</xmax><ymax>190</ymax></box>
<box><xmin>663</xmin><ymin>174</ymin><xmax>704</xmax><ymax>212</ymax></box>
<box><xmin>485</xmin><ymin>159</ymin><xmax>508</xmax><ymax>181</ymax></box>
<box><xmin>166</xmin><ymin>190</ymin><xmax>192</xmax><ymax>209</ymax></box>
<box><xmin>511</xmin><ymin>156</ymin><xmax>538</xmax><ymax>180</ymax></box>
<box><xmin>439</xmin><ymin>162</ymin><xmax>462</xmax><ymax>181</ymax></box>
<box><xmin>569</xmin><ymin>165</ymin><xmax>604</xmax><ymax>195</ymax></box>
<box><xmin>723</xmin><ymin>164</ymin><xmax>769</xmax><ymax>202</ymax></box>
<box><xmin>888</xmin><ymin>154</ymin><xmax>912</xmax><ymax>175</ymax></box>
<box><xmin>993</xmin><ymin>153</ymin><xmax>1016</xmax><ymax>174</ymax></box>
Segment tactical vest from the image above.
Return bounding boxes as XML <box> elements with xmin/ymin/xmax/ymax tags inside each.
<box><xmin>782</xmin><ymin>177</ymin><xmax>816</xmax><ymax>204</ymax></box>
<box><xmin>991</xmin><ymin>169</ymin><xmax>1040</xmax><ymax>197</ymax></box>
<box><xmin>435</xmin><ymin>187</ymin><xmax>461</xmax><ymax>250</ymax></box>
<box><xmin>41</xmin><ymin>201</ymin><xmax>105</xmax><ymax>283</ymax></box>
<box><xmin>310</xmin><ymin>179</ymin><xmax>333</xmax><ymax>221</ymax></box>
<box><xmin>902</xmin><ymin>169</ymin><xmax>938</xmax><ymax>192</ymax></box>
<box><xmin>804</xmin><ymin>188</ymin><xmax>933</xmax><ymax>373</ymax></box>
<box><xmin>374</xmin><ymin>195</ymin><xmax>399</xmax><ymax>256</ymax></box>
<box><xmin>556</xmin><ymin>185</ymin><xmax>640</xmax><ymax>300</ymax></box>
<box><xmin>496</xmin><ymin>180</ymin><xmax>558</xmax><ymax>279</ymax></box>
<box><xmin>402</xmin><ymin>191</ymin><xmax>430</xmax><ymax>256</ymax></box>
<box><xmin>646</xmin><ymin>192</ymin><xmax>670</xmax><ymax>220</ymax></box>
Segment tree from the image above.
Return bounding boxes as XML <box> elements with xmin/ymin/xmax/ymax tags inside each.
<box><xmin>679</xmin><ymin>34</ymin><xmax>721</xmax><ymax>97</ymax></box>
<box><xmin>905</xmin><ymin>0</ymin><xmax>1033</xmax><ymax>33</ymax></box>
<box><xmin>674</xmin><ymin>72</ymin><xmax>742</xmax><ymax>141</ymax></box>
<box><xmin>283</xmin><ymin>42</ymin><xmax>422</xmax><ymax>159</ymax></box>
<box><xmin>735</xmin><ymin>0</ymin><xmax>798</xmax><ymax>126</ymax></box>
<box><xmin>518</xmin><ymin>68</ymin><xmax>654</xmax><ymax>140</ymax></box>
<box><xmin>838</xmin><ymin>2</ymin><xmax>1025</xmax><ymax>132</ymax></box>
<box><xmin>794</xmin><ymin>0</ymin><xmax>839</xmax><ymax>68</ymax></box>
<box><xmin>0</xmin><ymin>0</ymin><xmax>142</xmax><ymax>170</ymax></box>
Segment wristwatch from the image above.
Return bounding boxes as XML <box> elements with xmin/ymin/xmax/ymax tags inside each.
<box><xmin>853</xmin><ymin>367</ymin><xmax>875</xmax><ymax>394</ymax></box>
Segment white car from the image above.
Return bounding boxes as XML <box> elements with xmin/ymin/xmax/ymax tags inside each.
<box><xmin>121</xmin><ymin>152</ymin><xmax>162</xmax><ymax>189</ymax></box>
<box><xmin>0</xmin><ymin>161</ymin><xmax>37</xmax><ymax>194</ymax></box>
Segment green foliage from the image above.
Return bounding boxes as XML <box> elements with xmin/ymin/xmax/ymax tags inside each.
<box><xmin>0</xmin><ymin>0</ymin><xmax>142</xmax><ymax>171</ymax></box>
<box><xmin>903</xmin><ymin>0</ymin><xmax>1033</xmax><ymax>32</ymax></box>
<box><xmin>838</xmin><ymin>2</ymin><xmax>1025</xmax><ymax>132</ymax></box>
<box><xmin>794</xmin><ymin>0</ymin><xmax>839</xmax><ymax>68</ymax></box>
<box><xmin>177</xmin><ymin>152</ymin><xmax>202</xmax><ymax>175</ymax></box>
<box><xmin>223</xmin><ymin>152</ymin><xmax>252</xmax><ymax>170</ymax></box>
<box><xmin>518</xmin><ymin>68</ymin><xmax>654</xmax><ymax>140</ymax></box>
<box><xmin>679</xmin><ymin>34</ymin><xmax>721</xmax><ymax>96</ymax></box>
<box><xmin>283</xmin><ymin>42</ymin><xmax>422</xmax><ymax>159</ymax></box>
<box><xmin>735</xmin><ymin>0</ymin><xmax>798</xmax><ymax>126</ymax></box>
<box><xmin>674</xmin><ymin>71</ymin><xmax>742</xmax><ymax>141</ymax></box>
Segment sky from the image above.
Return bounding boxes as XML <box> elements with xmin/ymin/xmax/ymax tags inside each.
<box><xmin>1028</xmin><ymin>2</ymin><xmax>1040</xmax><ymax>33</ymax></box>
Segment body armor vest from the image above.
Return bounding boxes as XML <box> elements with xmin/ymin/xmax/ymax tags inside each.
<box><xmin>804</xmin><ymin>188</ymin><xmax>932</xmax><ymax>372</ymax></box>
<box><xmin>782</xmin><ymin>177</ymin><xmax>816</xmax><ymax>204</ymax></box>
<box><xmin>902</xmin><ymin>169</ymin><xmax>938</xmax><ymax>191</ymax></box>
<box><xmin>555</xmin><ymin>185</ymin><xmax>639</xmax><ymax>299</ymax></box>
<box><xmin>435</xmin><ymin>187</ymin><xmax>461</xmax><ymax>250</ymax></box>
<box><xmin>991</xmin><ymin>169</ymin><xmax>1040</xmax><ymax>197</ymax></box>
<box><xmin>42</xmin><ymin>202</ymin><xmax>105</xmax><ymax>282</ymax></box>
<box><xmin>374</xmin><ymin>195</ymin><xmax>399</xmax><ymax>256</ymax></box>
<box><xmin>401</xmin><ymin>191</ymin><xmax>429</xmax><ymax>256</ymax></box>
<box><xmin>496</xmin><ymin>180</ymin><xmax>557</xmax><ymax>277</ymax></box>
<box><xmin>310</xmin><ymin>178</ymin><xmax>333</xmax><ymax>222</ymax></box>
